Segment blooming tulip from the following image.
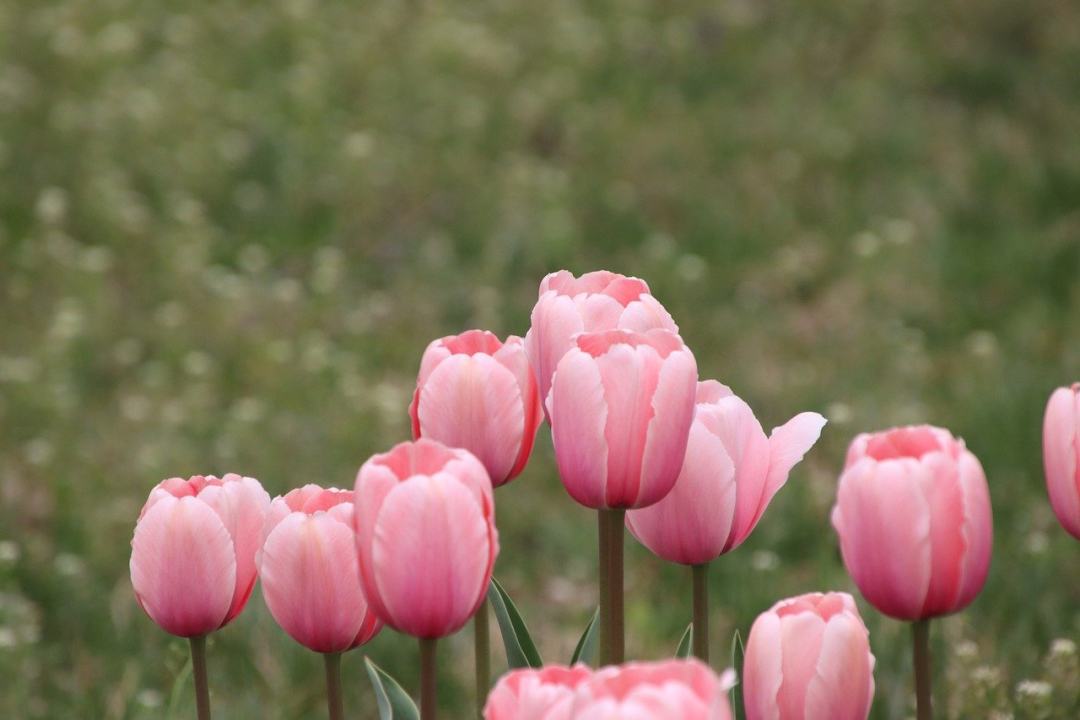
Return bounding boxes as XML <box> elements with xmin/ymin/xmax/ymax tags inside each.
<box><xmin>525</xmin><ymin>269</ymin><xmax>678</xmax><ymax>411</ymax></box>
<box><xmin>130</xmin><ymin>473</ymin><xmax>270</xmax><ymax>637</ymax></box>
<box><xmin>354</xmin><ymin>438</ymin><xmax>498</xmax><ymax>638</ymax></box>
<box><xmin>410</xmin><ymin>329</ymin><xmax>543</xmax><ymax>487</ymax></box>
<box><xmin>627</xmin><ymin>380</ymin><xmax>826</xmax><ymax>565</ymax></box>
<box><xmin>743</xmin><ymin>592</ymin><xmax>875</xmax><ymax>720</ymax></box>
<box><xmin>484</xmin><ymin>665</ymin><xmax>593</xmax><ymax>720</ymax></box>
<box><xmin>258</xmin><ymin>485</ymin><xmax>381</xmax><ymax>653</ymax></box>
<box><xmin>831</xmin><ymin>425</ymin><xmax>993</xmax><ymax>621</ymax></box>
<box><xmin>571</xmin><ymin>660</ymin><xmax>735</xmax><ymax>720</ymax></box>
<box><xmin>547</xmin><ymin>329</ymin><xmax>697</xmax><ymax>510</ymax></box>
<box><xmin>1043</xmin><ymin>383</ymin><xmax>1080</xmax><ymax>539</ymax></box>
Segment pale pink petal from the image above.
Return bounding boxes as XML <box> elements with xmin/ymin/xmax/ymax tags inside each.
<box><xmin>917</xmin><ymin>451</ymin><xmax>968</xmax><ymax>616</ymax></box>
<box><xmin>527</xmin><ymin>293</ymin><xmax>586</xmax><ymax>407</ymax></box>
<box><xmin>1044</xmin><ymin>386</ymin><xmax>1080</xmax><ymax>538</ymax></box>
<box><xmin>636</xmin><ymin>347</ymin><xmax>698</xmax><ymax>508</ymax></box>
<box><xmin>198</xmin><ymin>476</ymin><xmax>270</xmax><ymax>624</ymax></box>
<box><xmin>494</xmin><ymin>337</ymin><xmax>544</xmax><ymax>481</ymax></box>
<box><xmin>352</xmin><ymin>462</ymin><xmax>400</xmax><ymax>622</ymax></box>
<box><xmin>595</xmin><ymin>344</ymin><xmax>658</xmax><ymax>507</ymax></box>
<box><xmin>743</xmin><ymin>611</ymin><xmax>783</xmax><ymax>720</ymax></box>
<box><xmin>953</xmin><ymin>450</ymin><xmax>993</xmax><ymax>612</ymax></box>
<box><xmin>548</xmin><ymin>350</ymin><xmax>609</xmax><ymax>508</ymax></box>
<box><xmin>777</xmin><ymin>611</ymin><xmax>826</xmax><ymax>718</ymax></box>
<box><xmin>803</xmin><ymin>614</ymin><xmax>874</xmax><ymax>720</ymax></box>
<box><xmin>618</xmin><ymin>293</ymin><xmax>679</xmax><ymax>333</ymax></box>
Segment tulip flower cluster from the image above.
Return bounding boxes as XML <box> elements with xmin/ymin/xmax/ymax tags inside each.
<box><xmin>128</xmin><ymin>268</ymin><xmax>1076</xmax><ymax>720</ymax></box>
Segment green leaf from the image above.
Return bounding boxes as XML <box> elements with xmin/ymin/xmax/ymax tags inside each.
<box><xmin>365</xmin><ymin>657</ymin><xmax>420</xmax><ymax>720</ymax></box>
<box><xmin>569</xmin><ymin>608</ymin><xmax>600</xmax><ymax>666</ymax></box>
<box><xmin>729</xmin><ymin>628</ymin><xmax>745</xmax><ymax>719</ymax></box>
<box><xmin>165</xmin><ymin>655</ymin><xmax>192</xmax><ymax>720</ymax></box>
<box><xmin>488</xmin><ymin>577</ymin><xmax>543</xmax><ymax>669</ymax></box>
<box><xmin>675</xmin><ymin>623</ymin><xmax>693</xmax><ymax>659</ymax></box>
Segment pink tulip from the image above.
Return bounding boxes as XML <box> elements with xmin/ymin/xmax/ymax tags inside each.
<box><xmin>410</xmin><ymin>329</ymin><xmax>544</xmax><ymax>487</ymax></box>
<box><xmin>354</xmin><ymin>439</ymin><xmax>498</xmax><ymax>638</ymax></box>
<box><xmin>257</xmin><ymin>485</ymin><xmax>381</xmax><ymax>653</ymax></box>
<box><xmin>547</xmin><ymin>329</ymin><xmax>697</xmax><ymax>509</ymax></box>
<box><xmin>484</xmin><ymin>665</ymin><xmax>593</xmax><ymax>720</ymax></box>
<box><xmin>831</xmin><ymin>425</ymin><xmax>993</xmax><ymax>620</ymax></box>
<box><xmin>743</xmin><ymin>592</ymin><xmax>875</xmax><ymax>720</ymax></box>
<box><xmin>1044</xmin><ymin>384</ymin><xmax>1080</xmax><ymax>539</ymax></box>
<box><xmin>627</xmin><ymin>380</ymin><xmax>826</xmax><ymax>565</ymax></box>
<box><xmin>571</xmin><ymin>660</ymin><xmax>735</xmax><ymax>720</ymax></box>
<box><xmin>130</xmin><ymin>474</ymin><xmax>270</xmax><ymax>637</ymax></box>
<box><xmin>525</xmin><ymin>270</ymin><xmax>678</xmax><ymax>411</ymax></box>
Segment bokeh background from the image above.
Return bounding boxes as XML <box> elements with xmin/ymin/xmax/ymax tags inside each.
<box><xmin>2</xmin><ymin>0</ymin><xmax>1079</xmax><ymax>717</ymax></box>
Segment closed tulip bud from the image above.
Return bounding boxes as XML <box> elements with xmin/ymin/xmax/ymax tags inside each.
<box><xmin>354</xmin><ymin>439</ymin><xmax>498</xmax><ymax>638</ymax></box>
<box><xmin>130</xmin><ymin>474</ymin><xmax>270</xmax><ymax>637</ymax></box>
<box><xmin>743</xmin><ymin>592</ymin><xmax>875</xmax><ymax>720</ymax></box>
<box><xmin>547</xmin><ymin>329</ymin><xmax>697</xmax><ymax>510</ymax></box>
<box><xmin>831</xmin><ymin>425</ymin><xmax>993</xmax><ymax>620</ymax></box>
<box><xmin>483</xmin><ymin>665</ymin><xmax>593</xmax><ymax>720</ymax></box>
<box><xmin>627</xmin><ymin>380</ymin><xmax>826</xmax><ymax>565</ymax></box>
<box><xmin>258</xmin><ymin>485</ymin><xmax>381</xmax><ymax>653</ymax></box>
<box><xmin>571</xmin><ymin>660</ymin><xmax>735</xmax><ymax>720</ymax></box>
<box><xmin>525</xmin><ymin>270</ymin><xmax>678</xmax><ymax>412</ymax></box>
<box><xmin>1043</xmin><ymin>384</ymin><xmax>1080</xmax><ymax>539</ymax></box>
<box><xmin>410</xmin><ymin>330</ymin><xmax>543</xmax><ymax>487</ymax></box>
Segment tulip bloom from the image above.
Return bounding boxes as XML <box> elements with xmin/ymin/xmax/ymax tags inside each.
<box><xmin>130</xmin><ymin>473</ymin><xmax>270</xmax><ymax>637</ymax></box>
<box><xmin>547</xmin><ymin>329</ymin><xmax>697</xmax><ymax>510</ymax></box>
<box><xmin>627</xmin><ymin>380</ymin><xmax>826</xmax><ymax>565</ymax></box>
<box><xmin>571</xmin><ymin>660</ymin><xmax>735</xmax><ymax>720</ymax></box>
<box><xmin>743</xmin><ymin>592</ymin><xmax>875</xmax><ymax>720</ymax></box>
<box><xmin>258</xmin><ymin>485</ymin><xmax>381</xmax><ymax>653</ymax></box>
<box><xmin>831</xmin><ymin>425</ymin><xmax>993</xmax><ymax>621</ymax></box>
<box><xmin>483</xmin><ymin>665</ymin><xmax>593</xmax><ymax>720</ymax></box>
<box><xmin>1043</xmin><ymin>384</ymin><xmax>1080</xmax><ymax>540</ymax></box>
<box><xmin>525</xmin><ymin>270</ymin><xmax>678</xmax><ymax>410</ymax></box>
<box><xmin>410</xmin><ymin>330</ymin><xmax>543</xmax><ymax>487</ymax></box>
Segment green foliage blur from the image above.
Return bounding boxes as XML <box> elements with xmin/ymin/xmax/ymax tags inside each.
<box><xmin>1</xmin><ymin>0</ymin><xmax>1079</xmax><ymax>717</ymax></box>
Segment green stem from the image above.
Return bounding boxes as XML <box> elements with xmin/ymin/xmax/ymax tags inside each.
<box><xmin>600</xmin><ymin>508</ymin><xmax>626</xmax><ymax>664</ymax></box>
<box><xmin>474</xmin><ymin>597</ymin><xmax>490</xmax><ymax>717</ymax></box>
<box><xmin>323</xmin><ymin>652</ymin><xmax>344</xmax><ymax>720</ymax></box>
<box><xmin>598</xmin><ymin>509</ymin><xmax>612</xmax><ymax>665</ymax></box>
<box><xmin>692</xmin><ymin>563</ymin><xmax>709</xmax><ymax>662</ymax></box>
<box><xmin>189</xmin><ymin>635</ymin><xmax>211</xmax><ymax>720</ymax></box>
<box><xmin>913</xmin><ymin>619</ymin><xmax>933</xmax><ymax>720</ymax></box>
<box><xmin>420</xmin><ymin>637</ymin><xmax>438</xmax><ymax>720</ymax></box>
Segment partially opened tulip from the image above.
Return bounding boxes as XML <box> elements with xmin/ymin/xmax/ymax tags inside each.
<box><xmin>571</xmin><ymin>659</ymin><xmax>735</xmax><ymax>720</ymax></box>
<box><xmin>547</xmin><ymin>328</ymin><xmax>697</xmax><ymax>664</ymax></box>
<box><xmin>259</xmin><ymin>485</ymin><xmax>381</xmax><ymax>720</ymax></box>
<box><xmin>1044</xmin><ymin>383</ymin><xmax>1080</xmax><ymax>540</ymax></box>
<box><xmin>130</xmin><ymin>473</ymin><xmax>270</xmax><ymax>720</ymax></box>
<box><xmin>627</xmin><ymin>380</ymin><xmax>825</xmax><ymax>660</ymax></box>
<box><xmin>355</xmin><ymin>439</ymin><xmax>498</xmax><ymax>720</ymax></box>
<box><xmin>831</xmin><ymin>425</ymin><xmax>992</xmax><ymax>720</ymax></box>
<box><xmin>743</xmin><ymin>592</ymin><xmax>875</xmax><ymax>720</ymax></box>
<box><xmin>483</xmin><ymin>665</ymin><xmax>593</xmax><ymax>720</ymax></box>
<box><xmin>525</xmin><ymin>269</ymin><xmax>678</xmax><ymax>413</ymax></box>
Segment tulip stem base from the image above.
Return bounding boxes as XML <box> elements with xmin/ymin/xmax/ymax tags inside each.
<box><xmin>691</xmin><ymin>563</ymin><xmax>709</xmax><ymax>663</ymax></box>
<box><xmin>913</xmin><ymin>619</ymin><xmax>933</xmax><ymax>720</ymax></box>
<box><xmin>189</xmin><ymin>635</ymin><xmax>211</xmax><ymax>720</ymax></box>
<box><xmin>474</xmin><ymin>597</ymin><xmax>490</xmax><ymax>717</ymax></box>
<box><xmin>324</xmin><ymin>652</ymin><xmax>344</xmax><ymax>720</ymax></box>
<box><xmin>598</xmin><ymin>509</ymin><xmax>625</xmax><ymax>665</ymax></box>
<box><xmin>420</xmin><ymin>637</ymin><xmax>437</xmax><ymax>720</ymax></box>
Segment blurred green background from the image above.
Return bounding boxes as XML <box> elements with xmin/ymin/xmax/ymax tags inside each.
<box><xmin>2</xmin><ymin>0</ymin><xmax>1079</xmax><ymax>717</ymax></box>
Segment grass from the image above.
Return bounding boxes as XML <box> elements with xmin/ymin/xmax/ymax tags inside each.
<box><xmin>1</xmin><ymin>0</ymin><xmax>1079</xmax><ymax>717</ymax></box>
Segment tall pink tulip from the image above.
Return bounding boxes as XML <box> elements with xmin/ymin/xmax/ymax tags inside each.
<box><xmin>1043</xmin><ymin>383</ymin><xmax>1080</xmax><ymax>540</ymax></box>
<box><xmin>410</xmin><ymin>329</ymin><xmax>543</xmax><ymax>487</ymax></box>
<box><xmin>525</xmin><ymin>270</ymin><xmax>678</xmax><ymax>411</ymax></box>
<box><xmin>484</xmin><ymin>665</ymin><xmax>593</xmax><ymax>720</ymax></box>
<box><xmin>571</xmin><ymin>660</ymin><xmax>735</xmax><ymax>720</ymax></box>
<box><xmin>258</xmin><ymin>485</ymin><xmax>381</xmax><ymax>653</ymax></box>
<box><xmin>627</xmin><ymin>380</ymin><xmax>826</xmax><ymax>565</ymax></box>
<box><xmin>743</xmin><ymin>592</ymin><xmax>875</xmax><ymax>720</ymax></box>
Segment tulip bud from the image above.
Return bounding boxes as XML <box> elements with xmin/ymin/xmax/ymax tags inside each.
<box><xmin>571</xmin><ymin>659</ymin><xmax>735</xmax><ymax>720</ymax></box>
<box><xmin>484</xmin><ymin>665</ymin><xmax>593</xmax><ymax>720</ymax></box>
<box><xmin>1043</xmin><ymin>384</ymin><xmax>1080</xmax><ymax>539</ymax></box>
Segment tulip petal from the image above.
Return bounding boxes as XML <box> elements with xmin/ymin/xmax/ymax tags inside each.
<box><xmin>917</xmin><ymin>451</ymin><xmax>968</xmax><ymax>616</ymax></box>
<box><xmin>199</xmin><ymin>476</ymin><xmax>270</xmax><ymax>624</ymax></box>
<box><xmin>777</xmin><ymin>612</ymin><xmax>826</xmax><ymax>719</ymax></box>
<box><xmin>803</xmin><ymin>614</ymin><xmax>874</xmax><ymax>720</ymax></box>
<box><xmin>953</xmin><ymin>450</ymin><xmax>993</xmax><ymax>611</ymax></box>
<box><xmin>743</xmin><ymin>612</ymin><xmax>783</xmax><ymax>720</ymax></box>
<box><xmin>637</xmin><ymin>347</ymin><xmax>697</xmax><ymax>508</ymax></box>
<box><xmin>549</xmin><ymin>350</ymin><xmax>609</xmax><ymax>508</ymax></box>
<box><xmin>595</xmin><ymin>344</ymin><xmax>658</xmax><ymax>506</ymax></box>
<box><xmin>1044</xmin><ymin>387</ymin><xmax>1080</xmax><ymax>538</ymax></box>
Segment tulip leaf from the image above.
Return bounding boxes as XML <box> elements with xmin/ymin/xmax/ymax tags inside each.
<box><xmin>675</xmin><ymin>623</ymin><xmax>693</xmax><ymax>659</ymax></box>
<box><xmin>488</xmin><ymin>577</ymin><xmax>544</xmax><ymax>669</ymax></box>
<box><xmin>569</xmin><ymin>608</ymin><xmax>600</xmax><ymax>666</ymax></box>
<box><xmin>365</xmin><ymin>657</ymin><xmax>420</xmax><ymax>720</ymax></box>
<box><xmin>729</xmin><ymin>629</ymin><xmax>745</xmax><ymax>718</ymax></box>
<box><xmin>165</xmin><ymin>655</ymin><xmax>193</xmax><ymax>720</ymax></box>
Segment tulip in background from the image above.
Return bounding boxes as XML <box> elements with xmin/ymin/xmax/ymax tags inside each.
<box><xmin>627</xmin><ymin>380</ymin><xmax>826</xmax><ymax>661</ymax></box>
<box><xmin>571</xmin><ymin>659</ymin><xmax>736</xmax><ymax>720</ymax></box>
<box><xmin>546</xmin><ymin>328</ymin><xmax>697</xmax><ymax>664</ymax></box>
<box><xmin>525</xmin><ymin>269</ymin><xmax>678</xmax><ymax>412</ymax></box>
<box><xmin>258</xmin><ymin>485</ymin><xmax>381</xmax><ymax>720</ymax></box>
<box><xmin>355</xmin><ymin>438</ymin><xmax>498</xmax><ymax>720</ymax></box>
<box><xmin>831</xmin><ymin>425</ymin><xmax>992</xmax><ymax>720</ymax></box>
<box><xmin>1043</xmin><ymin>383</ymin><xmax>1080</xmax><ymax>540</ymax></box>
<box><xmin>743</xmin><ymin>592</ymin><xmax>875</xmax><ymax>720</ymax></box>
<box><xmin>130</xmin><ymin>473</ymin><xmax>270</xmax><ymax>720</ymax></box>
<box><xmin>483</xmin><ymin>665</ymin><xmax>593</xmax><ymax>720</ymax></box>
